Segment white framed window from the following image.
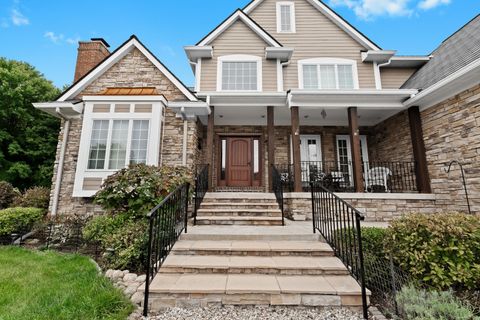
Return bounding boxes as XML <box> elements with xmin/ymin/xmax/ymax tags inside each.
<box><xmin>298</xmin><ymin>58</ymin><xmax>359</xmax><ymax>90</ymax></box>
<box><xmin>217</xmin><ymin>55</ymin><xmax>262</xmax><ymax>91</ymax></box>
<box><xmin>73</xmin><ymin>99</ymin><xmax>164</xmax><ymax>197</ymax></box>
<box><xmin>276</xmin><ymin>2</ymin><xmax>296</xmax><ymax>33</ymax></box>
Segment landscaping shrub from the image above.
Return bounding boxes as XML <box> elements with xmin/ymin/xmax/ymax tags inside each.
<box><xmin>12</xmin><ymin>186</ymin><xmax>50</xmax><ymax>210</ymax></box>
<box><xmin>334</xmin><ymin>227</ymin><xmax>388</xmax><ymax>258</ymax></box>
<box><xmin>85</xmin><ymin>164</ymin><xmax>191</xmax><ymax>271</ymax></box>
<box><xmin>396</xmin><ymin>285</ymin><xmax>478</xmax><ymax>320</ymax></box>
<box><xmin>0</xmin><ymin>181</ymin><xmax>19</xmax><ymax>209</ymax></box>
<box><xmin>385</xmin><ymin>213</ymin><xmax>480</xmax><ymax>290</ymax></box>
<box><xmin>0</xmin><ymin>207</ymin><xmax>45</xmax><ymax>237</ymax></box>
<box><xmin>94</xmin><ymin>164</ymin><xmax>192</xmax><ymax>218</ymax></box>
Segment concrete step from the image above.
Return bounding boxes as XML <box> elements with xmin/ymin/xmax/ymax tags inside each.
<box><xmin>196</xmin><ymin>216</ymin><xmax>284</xmax><ymax>226</ymax></box>
<box><xmin>172</xmin><ymin>240</ymin><xmax>334</xmax><ymax>256</ymax></box>
<box><xmin>197</xmin><ymin>208</ymin><xmax>282</xmax><ymax>217</ymax></box>
<box><xmin>200</xmin><ymin>202</ymin><xmax>280</xmax><ymax>210</ymax></box>
<box><xmin>145</xmin><ymin>273</ymin><xmax>366</xmax><ymax>310</ymax></box>
<box><xmin>181</xmin><ymin>232</ymin><xmax>322</xmax><ymax>241</ymax></box>
<box><xmin>160</xmin><ymin>255</ymin><xmax>348</xmax><ymax>275</ymax></box>
<box><xmin>203</xmin><ymin>192</ymin><xmax>277</xmax><ymax>204</ymax></box>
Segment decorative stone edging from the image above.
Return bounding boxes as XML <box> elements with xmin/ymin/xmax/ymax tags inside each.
<box><xmin>105</xmin><ymin>269</ymin><xmax>146</xmax><ymax>305</ymax></box>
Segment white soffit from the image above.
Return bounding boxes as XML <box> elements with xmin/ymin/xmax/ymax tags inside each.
<box><xmin>388</xmin><ymin>56</ymin><xmax>430</xmax><ymax>68</ymax></box>
<box><xmin>265</xmin><ymin>47</ymin><xmax>294</xmax><ymax>61</ymax></box>
<box><xmin>198</xmin><ymin>92</ymin><xmax>287</xmax><ymax>107</ymax></box>
<box><xmin>288</xmin><ymin>89</ymin><xmax>418</xmax><ymax>108</ymax></box>
<box><xmin>184</xmin><ymin>46</ymin><xmax>213</xmax><ymax>62</ymax></box>
<box><xmin>32</xmin><ymin>101</ymin><xmax>84</xmax><ymax>118</ymax></box>
<box><xmin>361</xmin><ymin>50</ymin><xmax>396</xmax><ymax>63</ymax></box>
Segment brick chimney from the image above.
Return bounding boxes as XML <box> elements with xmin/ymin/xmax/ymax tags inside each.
<box><xmin>73</xmin><ymin>38</ymin><xmax>110</xmax><ymax>82</ymax></box>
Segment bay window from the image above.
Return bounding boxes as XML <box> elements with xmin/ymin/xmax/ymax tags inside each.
<box><xmin>299</xmin><ymin>58</ymin><xmax>358</xmax><ymax>90</ymax></box>
<box><xmin>73</xmin><ymin>99</ymin><xmax>164</xmax><ymax>197</ymax></box>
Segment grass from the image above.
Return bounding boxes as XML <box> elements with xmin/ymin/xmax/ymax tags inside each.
<box><xmin>0</xmin><ymin>246</ymin><xmax>134</xmax><ymax>320</ymax></box>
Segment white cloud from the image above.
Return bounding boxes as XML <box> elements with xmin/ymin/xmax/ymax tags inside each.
<box><xmin>330</xmin><ymin>0</ymin><xmax>452</xmax><ymax>20</ymax></box>
<box><xmin>66</xmin><ymin>37</ymin><xmax>80</xmax><ymax>45</ymax></box>
<box><xmin>44</xmin><ymin>31</ymin><xmax>63</xmax><ymax>44</ymax></box>
<box><xmin>418</xmin><ymin>0</ymin><xmax>450</xmax><ymax>10</ymax></box>
<box><xmin>11</xmin><ymin>8</ymin><xmax>29</xmax><ymax>26</ymax></box>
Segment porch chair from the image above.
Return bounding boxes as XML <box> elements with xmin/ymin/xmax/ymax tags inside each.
<box><xmin>365</xmin><ymin>167</ymin><xmax>392</xmax><ymax>193</ymax></box>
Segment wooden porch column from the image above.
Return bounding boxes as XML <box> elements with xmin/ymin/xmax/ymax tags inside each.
<box><xmin>206</xmin><ymin>106</ymin><xmax>215</xmax><ymax>190</ymax></box>
<box><xmin>267</xmin><ymin>106</ymin><xmax>275</xmax><ymax>192</ymax></box>
<box><xmin>291</xmin><ymin>106</ymin><xmax>302</xmax><ymax>192</ymax></box>
<box><xmin>408</xmin><ymin>106</ymin><xmax>431</xmax><ymax>193</ymax></box>
<box><xmin>348</xmin><ymin>107</ymin><xmax>364</xmax><ymax>193</ymax></box>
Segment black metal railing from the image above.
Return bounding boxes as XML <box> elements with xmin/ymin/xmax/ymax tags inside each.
<box><xmin>277</xmin><ymin>160</ymin><xmax>418</xmax><ymax>193</ymax></box>
<box><xmin>310</xmin><ymin>181</ymin><xmax>368</xmax><ymax>319</ymax></box>
<box><xmin>143</xmin><ymin>182</ymin><xmax>190</xmax><ymax>316</ymax></box>
<box><xmin>271</xmin><ymin>165</ymin><xmax>285</xmax><ymax>226</ymax></box>
<box><xmin>193</xmin><ymin>164</ymin><xmax>209</xmax><ymax>225</ymax></box>
<box><xmin>363</xmin><ymin>161</ymin><xmax>417</xmax><ymax>193</ymax></box>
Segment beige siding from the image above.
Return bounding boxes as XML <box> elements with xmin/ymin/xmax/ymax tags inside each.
<box><xmin>200</xmin><ymin>20</ymin><xmax>278</xmax><ymax>92</ymax></box>
<box><xmin>249</xmin><ymin>0</ymin><xmax>376</xmax><ymax>89</ymax></box>
<box><xmin>381</xmin><ymin>68</ymin><xmax>417</xmax><ymax>89</ymax></box>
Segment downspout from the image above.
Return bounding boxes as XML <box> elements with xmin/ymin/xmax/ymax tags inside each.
<box><xmin>159</xmin><ymin>105</ymin><xmax>166</xmax><ymax>166</ymax></box>
<box><xmin>181</xmin><ymin>107</ymin><xmax>188</xmax><ymax>166</ymax></box>
<box><xmin>375</xmin><ymin>59</ymin><xmax>393</xmax><ymax>90</ymax></box>
<box><xmin>51</xmin><ymin>109</ymin><xmax>70</xmax><ymax>217</ymax></box>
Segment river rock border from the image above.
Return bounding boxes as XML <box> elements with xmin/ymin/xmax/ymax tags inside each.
<box><xmin>105</xmin><ymin>269</ymin><xmax>146</xmax><ymax>305</ymax></box>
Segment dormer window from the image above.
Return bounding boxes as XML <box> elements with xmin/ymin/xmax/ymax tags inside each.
<box><xmin>217</xmin><ymin>55</ymin><xmax>262</xmax><ymax>91</ymax></box>
<box><xmin>277</xmin><ymin>2</ymin><xmax>295</xmax><ymax>33</ymax></box>
<box><xmin>298</xmin><ymin>58</ymin><xmax>359</xmax><ymax>90</ymax></box>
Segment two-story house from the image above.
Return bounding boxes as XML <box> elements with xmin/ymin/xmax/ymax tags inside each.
<box><xmin>34</xmin><ymin>1</ymin><xmax>480</xmax><ymax>220</ymax></box>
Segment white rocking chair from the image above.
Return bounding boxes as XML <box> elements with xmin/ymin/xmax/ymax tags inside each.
<box><xmin>365</xmin><ymin>167</ymin><xmax>392</xmax><ymax>192</ymax></box>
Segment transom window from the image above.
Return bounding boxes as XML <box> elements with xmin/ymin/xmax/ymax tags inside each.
<box><xmin>218</xmin><ymin>55</ymin><xmax>262</xmax><ymax>91</ymax></box>
<box><xmin>88</xmin><ymin>119</ymin><xmax>150</xmax><ymax>170</ymax></box>
<box><xmin>276</xmin><ymin>2</ymin><xmax>295</xmax><ymax>33</ymax></box>
<box><xmin>299</xmin><ymin>58</ymin><xmax>358</xmax><ymax>90</ymax></box>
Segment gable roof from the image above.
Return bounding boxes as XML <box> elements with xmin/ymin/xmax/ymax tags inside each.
<box><xmin>58</xmin><ymin>35</ymin><xmax>198</xmax><ymax>102</ymax></box>
<box><xmin>402</xmin><ymin>14</ymin><xmax>480</xmax><ymax>90</ymax></box>
<box><xmin>196</xmin><ymin>9</ymin><xmax>282</xmax><ymax>47</ymax></box>
<box><xmin>243</xmin><ymin>0</ymin><xmax>381</xmax><ymax>51</ymax></box>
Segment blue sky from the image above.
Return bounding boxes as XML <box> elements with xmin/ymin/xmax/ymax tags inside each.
<box><xmin>0</xmin><ymin>0</ymin><xmax>478</xmax><ymax>88</ymax></box>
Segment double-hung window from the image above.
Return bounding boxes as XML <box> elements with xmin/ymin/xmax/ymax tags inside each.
<box><xmin>299</xmin><ymin>58</ymin><xmax>358</xmax><ymax>90</ymax></box>
<box><xmin>276</xmin><ymin>2</ymin><xmax>295</xmax><ymax>33</ymax></box>
<box><xmin>218</xmin><ymin>55</ymin><xmax>262</xmax><ymax>91</ymax></box>
<box><xmin>73</xmin><ymin>100</ymin><xmax>163</xmax><ymax>197</ymax></box>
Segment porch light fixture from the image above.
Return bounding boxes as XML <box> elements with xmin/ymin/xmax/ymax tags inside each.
<box><xmin>219</xmin><ymin>115</ymin><xmax>224</xmax><ymax>118</ymax></box>
<box><xmin>304</xmin><ymin>115</ymin><xmax>309</xmax><ymax>119</ymax></box>
<box><xmin>321</xmin><ymin>109</ymin><xmax>327</xmax><ymax>119</ymax></box>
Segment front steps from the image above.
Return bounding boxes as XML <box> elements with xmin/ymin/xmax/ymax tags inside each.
<box><xmin>145</xmin><ymin>232</ymin><xmax>367</xmax><ymax>311</ymax></box>
<box><xmin>195</xmin><ymin>193</ymin><xmax>283</xmax><ymax>226</ymax></box>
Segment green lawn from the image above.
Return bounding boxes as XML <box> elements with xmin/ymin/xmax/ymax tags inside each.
<box><xmin>0</xmin><ymin>246</ymin><xmax>134</xmax><ymax>320</ymax></box>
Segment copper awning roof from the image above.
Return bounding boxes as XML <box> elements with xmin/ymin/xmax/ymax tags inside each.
<box><xmin>99</xmin><ymin>87</ymin><xmax>159</xmax><ymax>95</ymax></box>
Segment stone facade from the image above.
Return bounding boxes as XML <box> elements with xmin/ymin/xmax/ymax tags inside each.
<box><xmin>421</xmin><ymin>83</ymin><xmax>480</xmax><ymax>214</ymax></box>
<box><xmin>50</xmin><ymin>48</ymin><xmax>200</xmax><ymax>216</ymax></box>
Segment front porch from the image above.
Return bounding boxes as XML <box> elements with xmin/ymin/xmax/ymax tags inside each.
<box><xmin>198</xmin><ymin>90</ymin><xmax>430</xmax><ymax>195</ymax></box>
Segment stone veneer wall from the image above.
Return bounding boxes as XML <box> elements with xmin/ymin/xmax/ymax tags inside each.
<box><xmin>284</xmin><ymin>193</ymin><xmax>438</xmax><ymax>222</ymax></box>
<box><xmin>49</xmin><ymin>48</ymin><xmax>199</xmax><ymax>216</ymax></box>
<box><xmin>368</xmin><ymin>110</ymin><xmax>414</xmax><ymax>162</ymax></box>
<box><xmin>421</xmin><ymin>84</ymin><xmax>480</xmax><ymax>214</ymax></box>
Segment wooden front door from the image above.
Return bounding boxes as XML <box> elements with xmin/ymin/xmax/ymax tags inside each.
<box><xmin>227</xmin><ymin>138</ymin><xmax>252</xmax><ymax>187</ymax></box>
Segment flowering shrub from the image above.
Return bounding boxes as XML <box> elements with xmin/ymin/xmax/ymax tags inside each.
<box><xmin>94</xmin><ymin>164</ymin><xmax>192</xmax><ymax>218</ymax></box>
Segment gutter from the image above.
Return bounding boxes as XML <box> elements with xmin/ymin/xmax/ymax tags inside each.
<box><xmin>51</xmin><ymin>109</ymin><xmax>71</xmax><ymax>217</ymax></box>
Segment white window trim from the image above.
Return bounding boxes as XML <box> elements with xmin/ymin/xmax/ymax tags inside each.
<box><xmin>336</xmin><ymin>135</ymin><xmax>369</xmax><ymax>186</ymax></box>
<box><xmin>73</xmin><ymin>100</ymin><xmax>164</xmax><ymax>197</ymax></box>
<box><xmin>298</xmin><ymin>58</ymin><xmax>359</xmax><ymax>90</ymax></box>
<box><xmin>217</xmin><ymin>55</ymin><xmax>263</xmax><ymax>92</ymax></box>
<box><xmin>276</xmin><ymin>1</ymin><xmax>296</xmax><ymax>33</ymax></box>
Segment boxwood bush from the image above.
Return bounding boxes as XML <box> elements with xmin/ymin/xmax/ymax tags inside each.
<box><xmin>0</xmin><ymin>207</ymin><xmax>45</xmax><ymax>237</ymax></box>
<box><xmin>12</xmin><ymin>186</ymin><xmax>50</xmax><ymax>210</ymax></box>
<box><xmin>385</xmin><ymin>213</ymin><xmax>480</xmax><ymax>290</ymax></box>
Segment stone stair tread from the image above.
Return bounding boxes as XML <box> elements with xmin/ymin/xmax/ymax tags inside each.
<box><xmin>196</xmin><ymin>216</ymin><xmax>282</xmax><ymax>221</ymax></box>
<box><xmin>162</xmin><ymin>254</ymin><xmax>347</xmax><ymax>271</ymax></box>
<box><xmin>197</xmin><ymin>208</ymin><xmax>281</xmax><ymax>213</ymax></box>
<box><xmin>148</xmin><ymin>273</ymin><xmax>363</xmax><ymax>296</ymax></box>
<box><xmin>172</xmin><ymin>240</ymin><xmax>333</xmax><ymax>253</ymax></box>
<box><xmin>201</xmin><ymin>202</ymin><xmax>278</xmax><ymax>206</ymax></box>
<box><xmin>204</xmin><ymin>192</ymin><xmax>276</xmax><ymax>200</ymax></box>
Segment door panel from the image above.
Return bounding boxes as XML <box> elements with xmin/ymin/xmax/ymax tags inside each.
<box><xmin>336</xmin><ymin>135</ymin><xmax>369</xmax><ymax>186</ymax></box>
<box><xmin>227</xmin><ymin>138</ymin><xmax>252</xmax><ymax>187</ymax></box>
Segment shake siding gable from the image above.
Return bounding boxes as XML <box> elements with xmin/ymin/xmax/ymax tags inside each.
<box><xmin>248</xmin><ymin>0</ymin><xmax>376</xmax><ymax>89</ymax></box>
<box><xmin>200</xmin><ymin>19</ymin><xmax>278</xmax><ymax>92</ymax></box>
